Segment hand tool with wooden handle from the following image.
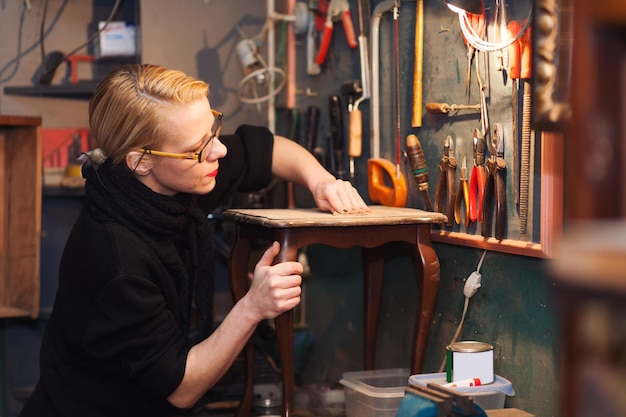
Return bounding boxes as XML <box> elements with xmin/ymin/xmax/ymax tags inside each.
<box><xmin>347</xmin><ymin>0</ymin><xmax>370</xmax><ymax>178</ymax></box>
<box><xmin>412</xmin><ymin>0</ymin><xmax>424</xmax><ymax>127</ymax></box>
<box><xmin>425</xmin><ymin>102</ymin><xmax>481</xmax><ymax>114</ymax></box>
<box><xmin>406</xmin><ymin>134</ymin><xmax>433</xmax><ymax>211</ymax></box>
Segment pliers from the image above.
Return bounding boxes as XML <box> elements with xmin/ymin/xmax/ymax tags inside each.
<box><xmin>468</xmin><ymin>128</ymin><xmax>486</xmax><ymax>222</ymax></box>
<box><xmin>481</xmin><ymin>123</ymin><xmax>507</xmax><ymax>240</ymax></box>
<box><xmin>434</xmin><ymin>135</ymin><xmax>457</xmax><ymax>226</ymax></box>
<box><xmin>315</xmin><ymin>0</ymin><xmax>357</xmax><ymax>65</ymax></box>
<box><xmin>454</xmin><ymin>155</ymin><xmax>470</xmax><ymax>227</ymax></box>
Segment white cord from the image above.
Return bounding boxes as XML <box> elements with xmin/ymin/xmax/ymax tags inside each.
<box><xmin>437</xmin><ymin>249</ymin><xmax>488</xmax><ymax>372</ymax></box>
<box><xmin>454</xmin><ymin>1</ymin><xmax>533</xmax><ymax>53</ymax></box>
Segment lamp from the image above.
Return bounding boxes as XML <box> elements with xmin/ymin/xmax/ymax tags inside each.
<box><xmin>440</xmin><ymin>0</ymin><xmax>483</xmax><ymax>15</ymax></box>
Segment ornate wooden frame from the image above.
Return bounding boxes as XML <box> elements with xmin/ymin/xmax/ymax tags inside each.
<box><xmin>532</xmin><ymin>0</ymin><xmax>573</xmax><ymax>131</ymax></box>
<box><xmin>430</xmin><ymin>132</ymin><xmax>563</xmax><ymax>258</ymax></box>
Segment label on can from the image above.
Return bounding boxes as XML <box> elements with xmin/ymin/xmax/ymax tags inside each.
<box><xmin>445</xmin><ymin>341</ymin><xmax>494</xmax><ymax>384</ymax></box>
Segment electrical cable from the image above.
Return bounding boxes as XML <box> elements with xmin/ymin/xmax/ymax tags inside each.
<box><xmin>0</xmin><ymin>0</ymin><xmax>69</xmax><ymax>83</ymax></box>
<box><xmin>38</xmin><ymin>0</ymin><xmax>124</xmax><ymax>82</ymax></box>
<box><xmin>451</xmin><ymin>1</ymin><xmax>533</xmax><ymax>53</ymax></box>
<box><xmin>437</xmin><ymin>249</ymin><xmax>487</xmax><ymax>372</ymax></box>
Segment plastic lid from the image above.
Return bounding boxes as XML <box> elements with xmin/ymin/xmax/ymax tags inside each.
<box><xmin>408</xmin><ymin>373</ymin><xmax>515</xmax><ymax>396</ymax></box>
<box><xmin>446</xmin><ymin>341</ymin><xmax>493</xmax><ymax>353</ymax></box>
<box><xmin>340</xmin><ymin>368</ymin><xmax>410</xmax><ymax>398</ymax></box>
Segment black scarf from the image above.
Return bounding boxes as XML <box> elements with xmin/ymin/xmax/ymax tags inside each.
<box><xmin>82</xmin><ymin>159</ymin><xmax>215</xmax><ymax>339</ymax></box>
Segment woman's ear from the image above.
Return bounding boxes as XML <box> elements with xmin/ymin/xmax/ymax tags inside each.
<box><xmin>126</xmin><ymin>151</ymin><xmax>152</xmax><ymax>175</ymax></box>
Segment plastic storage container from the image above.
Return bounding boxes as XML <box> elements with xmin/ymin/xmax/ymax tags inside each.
<box><xmin>340</xmin><ymin>368</ymin><xmax>410</xmax><ymax>417</ymax></box>
<box><xmin>408</xmin><ymin>373</ymin><xmax>515</xmax><ymax>410</ymax></box>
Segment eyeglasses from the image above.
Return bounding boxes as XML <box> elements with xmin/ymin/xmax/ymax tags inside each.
<box><xmin>138</xmin><ymin>109</ymin><xmax>223</xmax><ymax>163</ymax></box>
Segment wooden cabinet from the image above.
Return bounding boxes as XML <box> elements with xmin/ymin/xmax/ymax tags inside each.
<box><xmin>0</xmin><ymin>116</ymin><xmax>42</xmax><ymax>319</ymax></box>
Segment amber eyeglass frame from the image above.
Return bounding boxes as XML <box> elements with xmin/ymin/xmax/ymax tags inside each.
<box><xmin>138</xmin><ymin>109</ymin><xmax>223</xmax><ymax>163</ymax></box>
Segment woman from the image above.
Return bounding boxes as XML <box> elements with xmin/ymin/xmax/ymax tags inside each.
<box><xmin>20</xmin><ymin>64</ymin><xmax>368</xmax><ymax>416</ymax></box>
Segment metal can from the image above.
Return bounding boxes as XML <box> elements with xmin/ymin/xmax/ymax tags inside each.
<box><xmin>445</xmin><ymin>341</ymin><xmax>494</xmax><ymax>384</ymax></box>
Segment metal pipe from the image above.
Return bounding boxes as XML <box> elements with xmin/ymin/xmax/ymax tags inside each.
<box><xmin>267</xmin><ymin>0</ymin><xmax>276</xmax><ymax>132</ymax></box>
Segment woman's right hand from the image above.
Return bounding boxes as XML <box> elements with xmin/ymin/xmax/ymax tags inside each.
<box><xmin>244</xmin><ymin>242</ymin><xmax>303</xmax><ymax>321</ymax></box>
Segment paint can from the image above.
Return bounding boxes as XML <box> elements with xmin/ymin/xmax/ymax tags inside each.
<box><xmin>445</xmin><ymin>341</ymin><xmax>494</xmax><ymax>384</ymax></box>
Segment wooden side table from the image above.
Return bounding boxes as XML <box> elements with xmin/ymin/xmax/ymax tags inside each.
<box><xmin>223</xmin><ymin>206</ymin><xmax>447</xmax><ymax>417</ymax></box>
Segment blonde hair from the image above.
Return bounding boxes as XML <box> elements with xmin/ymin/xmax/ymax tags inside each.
<box><xmin>88</xmin><ymin>64</ymin><xmax>209</xmax><ymax>166</ymax></box>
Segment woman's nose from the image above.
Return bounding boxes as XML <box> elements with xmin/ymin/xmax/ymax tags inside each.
<box><xmin>208</xmin><ymin>137</ymin><xmax>227</xmax><ymax>161</ymax></box>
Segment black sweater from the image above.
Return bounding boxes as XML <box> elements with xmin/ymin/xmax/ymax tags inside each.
<box><xmin>19</xmin><ymin>125</ymin><xmax>274</xmax><ymax>417</ymax></box>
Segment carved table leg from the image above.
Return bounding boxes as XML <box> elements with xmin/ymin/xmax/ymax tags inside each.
<box><xmin>363</xmin><ymin>246</ymin><xmax>385</xmax><ymax>370</ymax></box>
<box><xmin>273</xmin><ymin>232</ymin><xmax>299</xmax><ymax>417</ymax></box>
<box><xmin>411</xmin><ymin>224</ymin><xmax>440</xmax><ymax>373</ymax></box>
<box><xmin>229</xmin><ymin>228</ymin><xmax>253</xmax><ymax>417</ymax></box>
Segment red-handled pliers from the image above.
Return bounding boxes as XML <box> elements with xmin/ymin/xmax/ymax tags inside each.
<box><xmin>315</xmin><ymin>0</ymin><xmax>357</xmax><ymax>65</ymax></box>
<box><xmin>468</xmin><ymin>128</ymin><xmax>486</xmax><ymax>222</ymax></box>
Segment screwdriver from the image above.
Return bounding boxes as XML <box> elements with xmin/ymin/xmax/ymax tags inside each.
<box><xmin>406</xmin><ymin>134</ymin><xmax>433</xmax><ymax>211</ymax></box>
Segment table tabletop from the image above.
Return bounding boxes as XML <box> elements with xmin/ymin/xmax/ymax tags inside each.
<box><xmin>223</xmin><ymin>205</ymin><xmax>448</xmax><ymax>228</ymax></box>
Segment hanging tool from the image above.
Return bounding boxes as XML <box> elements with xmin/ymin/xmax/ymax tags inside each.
<box><xmin>367</xmin><ymin>159</ymin><xmax>408</xmax><ymax>207</ymax></box>
<box><xmin>475</xmin><ymin>52</ymin><xmax>489</xmax><ymax>140</ymax></box>
<box><xmin>482</xmin><ymin>123</ymin><xmax>507</xmax><ymax>240</ymax></box>
<box><xmin>328</xmin><ymin>95</ymin><xmax>346</xmax><ymax>179</ymax></box>
<box><xmin>434</xmin><ymin>136</ymin><xmax>457</xmax><ymax>226</ymax></box>
<box><xmin>406</xmin><ymin>134</ymin><xmax>433</xmax><ymax>211</ymax></box>
<box><xmin>454</xmin><ymin>151</ymin><xmax>470</xmax><ymax>227</ymax></box>
<box><xmin>368</xmin><ymin>0</ymin><xmax>407</xmax><ymax>207</ymax></box>
<box><xmin>412</xmin><ymin>0</ymin><xmax>424</xmax><ymax>127</ymax></box>
<box><xmin>369</xmin><ymin>0</ymin><xmax>394</xmax><ymax>160</ymax></box>
<box><xmin>341</xmin><ymin>81</ymin><xmax>362</xmax><ymax>173</ymax></box>
<box><xmin>304</xmin><ymin>105</ymin><xmax>321</xmax><ymax>153</ymax></box>
<box><xmin>462</xmin><ymin>7</ymin><xmax>485</xmax><ymax>99</ymax></box>
<box><xmin>493</xmin><ymin>0</ymin><xmax>509</xmax><ymax>83</ymax></box>
<box><xmin>518</xmin><ymin>21</ymin><xmax>533</xmax><ymax>234</ymax></box>
<box><xmin>425</xmin><ymin>102</ymin><xmax>481</xmax><ymax>114</ymax></box>
<box><xmin>315</xmin><ymin>0</ymin><xmax>357</xmax><ymax>65</ymax></box>
<box><xmin>508</xmin><ymin>19</ymin><xmax>521</xmax><ymax>207</ymax></box>
<box><xmin>468</xmin><ymin>129</ymin><xmax>486</xmax><ymax>222</ymax></box>
<box><xmin>347</xmin><ymin>0</ymin><xmax>371</xmax><ymax>178</ymax></box>
<box><xmin>306</xmin><ymin>0</ymin><xmax>321</xmax><ymax>75</ymax></box>
<box><xmin>392</xmin><ymin>0</ymin><xmax>402</xmax><ymax>180</ymax></box>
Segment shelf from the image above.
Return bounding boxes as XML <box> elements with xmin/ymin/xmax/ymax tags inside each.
<box><xmin>3</xmin><ymin>82</ymin><xmax>99</xmax><ymax>99</ymax></box>
<box><xmin>43</xmin><ymin>186</ymin><xmax>85</xmax><ymax>198</ymax></box>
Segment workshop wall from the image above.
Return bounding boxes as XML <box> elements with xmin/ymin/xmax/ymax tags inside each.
<box><xmin>0</xmin><ymin>1</ymin><xmax>559</xmax><ymax>416</ymax></box>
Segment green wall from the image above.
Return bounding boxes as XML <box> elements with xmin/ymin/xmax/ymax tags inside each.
<box><xmin>300</xmin><ymin>243</ymin><xmax>559</xmax><ymax>417</ymax></box>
